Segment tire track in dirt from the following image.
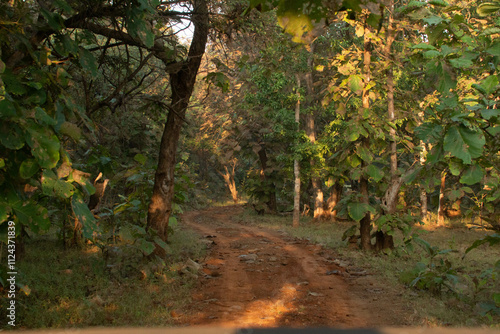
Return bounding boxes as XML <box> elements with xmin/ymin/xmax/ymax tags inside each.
<box><xmin>178</xmin><ymin>205</ymin><xmax>384</xmax><ymax>328</ymax></box>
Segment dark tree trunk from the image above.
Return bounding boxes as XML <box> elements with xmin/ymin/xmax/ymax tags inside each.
<box><xmin>257</xmin><ymin>145</ymin><xmax>277</xmax><ymax>213</ymax></box>
<box><xmin>323</xmin><ymin>181</ymin><xmax>342</xmax><ymax>221</ymax></box>
<box><xmin>359</xmin><ymin>176</ymin><xmax>372</xmax><ymax>250</ymax></box>
<box><xmin>147</xmin><ymin>0</ymin><xmax>208</xmax><ymax>251</ymax></box>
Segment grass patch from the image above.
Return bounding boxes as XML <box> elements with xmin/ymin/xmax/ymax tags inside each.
<box><xmin>0</xmin><ymin>225</ymin><xmax>205</xmax><ymax>329</ymax></box>
<box><xmin>235</xmin><ymin>208</ymin><xmax>500</xmax><ymax>328</ymax></box>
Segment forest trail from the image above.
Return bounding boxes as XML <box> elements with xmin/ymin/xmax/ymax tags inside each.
<box><xmin>178</xmin><ymin>205</ymin><xmax>410</xmax><ymax>328</ymax></box>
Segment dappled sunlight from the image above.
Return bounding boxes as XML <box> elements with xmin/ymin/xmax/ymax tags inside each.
<box><xmin>213</xmin><ymin>282</ymin><xmax>301</xmax><ymax>328</ymax></box>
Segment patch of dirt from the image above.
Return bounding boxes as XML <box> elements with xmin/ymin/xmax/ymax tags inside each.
<box><xmin>178</xmin><ymin>205</ymin><xmax>412</xmax><ymax>328</ymax></box>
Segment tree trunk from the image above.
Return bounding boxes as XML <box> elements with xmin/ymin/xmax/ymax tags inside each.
<box><xmin>218</xmin><ymin>164</ymin><xmax>238</xmax><ymax>203</ymax></box>
<box><xmin>375</xmin><ymin>2</ymin><xmax>396</xmax><ymax>251</ymax></box>
<box><xmin>324</xmin><ymin>181</ymin><xmax>342</xmax><ymax>221</ymax></box>
<box><xmin>437</xmin><ymin>171</ymin><xmax>447</xmax><ymax>226</ymax></box>
<box><xmin>303</xmin><ymin>43</ymin><xmax>324</xmax><ymax>220</ymax></box>
<box><xmin>147</xmin><ymin>0</ymin><xmax>208</xmax><ymax>251</ymax></box>
<box><xmin>359</xmin><ymin>23</ymin><xmax>373</xmax><ymax>251</ymax></box>
<box><xmin>293</xmin><ymin>74</ymin><xmax>301</xmax><ymax>228</ymax></box>
<box><xmin>360</xmin><ymin>176</ymin><xmax>372</xmax><ymax>250</ymax></box>
<box><xmin>420</xmin><ymin>142</ymin><xmax>428</xmax><ymax>223</ymax></box>
<box><xmin>257</xmin><ymin>145</ymin><xmax>277</xmax><ymax>213</ymax></box>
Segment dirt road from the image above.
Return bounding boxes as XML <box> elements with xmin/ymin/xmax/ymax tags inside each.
<box><xmin>179</xmin><ymin>206</ymin><xmax>410</xmax><ymax>328</ymax></box>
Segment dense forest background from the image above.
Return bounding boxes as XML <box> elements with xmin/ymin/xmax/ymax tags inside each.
<box><xmin>0</xmin><ymin>0</ymin><xmax>499</xmax><ymax>328</ymax></box>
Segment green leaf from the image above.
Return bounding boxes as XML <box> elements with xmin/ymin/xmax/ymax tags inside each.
<box><xmin>460</xmin><ymin>164</ymin><xmax>484</xmax><ymax>185</ymax></box>
<box><xmin>477</xmin><ymin>2</ymin><xmax>500</xmax><ymax>16</ymax></box>
<box><xmin>367</xmin><ymin>164</ymin><xmax>384</xmax><ymax>182</ymax></box>
<box><xmin>153</xmin><ymin>236</ymin><xmax>172</xmax><ymax>254</ymax></box>
<box><xmin>0</xmin><ymin>123</ymin><xmax>25</xmax><ymax>150</ymax></box>
<box><xmin>348</xmin><ymin>75</ymin><xmax>364</xmax><ymax>94</ymax></box>
<box><xmin>19</xmin><ymin>159</ymin><xmax>39</xmax><ymax>179</ymax></box>
<box><xmin>449</xmin><ymin>56</ymin><xmax>473</xmax><ymax>69</ymax></box>
<box><xmin>423</xmin><ymin>50</ymin><xmax>441</xmax><ymax>59</ymax></box>
<box><xmin>79</xmin><ymin>48</ymin><xmax>98</xmax><ymax>78</ymax></box>
<box><xmin>40</xmin><ymin>7</ymin><xmax>64</xmax><ymax>31</ymax></box>
<box><xmin>486</xmin><ymin>42</ymin><xmax>500</xmax><ymax>56</ymax></box>
<box><xmin>54</xmin><ymin>179</ymin><xmax>75</xmax><ymax>198</ymax></box>
<box><xmin>41</xmin><ymin>169</ymin><xmax>58</xmax><ymax>195</ymax></box>
<box><xmin>356</xmin><ymin>146</ymin><xmax>372</xmax><ymax>163</ymax></box>
<box><xmin>12</xmin><ymin>200</ymin><xmax>50</xmax><ymax>233</ymax></box>
<box><xmin>71</xmin><ymin>190</ymin><xmax>98</xmax><ymax>239</ymax></box>
<box><xmin>423</xmin><ymin>15</ymin><xmax>444</xmax><ymax>25</ymax></box>
<box><xmin>411</xmin><ymin>43</ymin><xmax>437</xmax><ymax>50</ymax></box>
<box><xmin>348</xmin><ymin>202</ymin><xmax>375</xmax><ymax>222</ymax></box>
<box><xmin>443</xmin><ymin>125</ymin><xmax>485</xmax><ymax>164</ymax></box>
<box><xmin>429</xmin><ymin>0</ymin><xmax>448</xmax><ymax>6</ymax></box>
<box><xmin>465</xmin><ymin>233</ymin><xmax>500</xmax><ymax>254</ymax></box>
<box><xmin>0</xmin><ymin>99</ymin><xmax>16</xmax><ymax>117</ymax></box>
<box><xmin>137</xmin><ymin>238</ymin><xmax>155</xmax><ymax>256</ymax></box>
<box><xmin>25</xmin><ymin>123</ymin><xmax>60</xmax><ymax>169</ymax></box>
<box><xmin>481</xmin><ymin>109</ymin><xmax>500</xmax><ymax>120</ymax></box>
<box><xmin>59</xmin><ymin>121</ymin><xmax>82</xmax><ymax>140</ymax></box>
<box><xmin>415</xmin><ymin>123</ymin><xmax>443</xmax><ymax>143</ymax></box>
<box><xmin>481</xmin><ymin>75</ymin><xmax>498</xmax><ymax>95</ymax></box>
<box><xmin>134</xmin><ymin>153</ymin><xmax>147</xmax><ymax>165</ymax></box>
<box><xmin>35</xmin><ymin>107</ymin><xmax>57</xmax><ymax>126</ymax></box>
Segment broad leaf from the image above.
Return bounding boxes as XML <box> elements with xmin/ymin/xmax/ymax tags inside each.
<box><xmin>25</xmin><ymin>123</ymin><xmax>60</xmax><ymax>169</ymax></box>
<box><xmin>367</xmin><ymin>164</ymin><xmax>384</xmax><ymax>182</ymax></box>
<box><xmin>348</xmin><ymin>202</ymin><xmax>375</xmax><ymax>222</ymax></box>
<box><xmin>79</xmin><ymin>48</ymin><xmax>98</xmax><ymax>78</ymax></box>
<box><xmin>12</xmin><ymin>200</ymin><xmax>50</xmax><ymax>233</ymax></box>
<box><xmin>443</xmin><ymin>125</ymin><xmax>485</xmax><ymax>164</ymax></box>
<box><xmin>460</xmin><ymin>164</ymin><xmax>484</xmax><ymax>185</ymax></box>
<box><xmin>19</xmin><ymin>159</ymin><xmax>39</xmax><ymax>179</ymax></box>
<box><xmin>71</xmin><ymin>190</ymin><xmax>98</xmax><ymax>239</ymax></box>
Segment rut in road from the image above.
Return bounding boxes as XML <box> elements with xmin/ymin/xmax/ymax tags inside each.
<box><xmin>179</xmin><ymin>205</ymin><xmax>379</xmax><ymax>328</ymax></box>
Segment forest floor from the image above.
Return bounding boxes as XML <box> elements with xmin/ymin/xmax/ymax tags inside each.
<box><xmin>176</xmin><ymin>205</ymin><xmax>413</xmax><ymax>328</ymax></box>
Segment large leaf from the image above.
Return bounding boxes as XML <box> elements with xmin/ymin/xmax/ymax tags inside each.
<box><xmin>0</xmin><ymin>99</ymin><xmax>16</xmax><ymax>118</ymax></box>
<box><xmin>443</xmin><ymin>125</ymin><xmax>485</xmax><ymax>164</ymax></box>
<box><xmin>415</xmin><ymin>123</ymin><xmax>443</xmax><ymax>143</ymax></box>
<box><xmin>348</xmin><ymin>202</ymin><xmax>375</xmax><ymax>222</ymax></box>
<box><xmin>0</xmin><ymin>122</ymin><xmax>25</xmax><ymax>150</ymax></box>
<box><xmin>71</xmin><ymin>191</ymin><xmax>98</xmax><ymax>239</ymax></box>
<box><xmin>460</xmin><ymin>164</ymin><xmax>484</xmax><ymax>185</ymax></box>
<box><xmin>78</xmin><ymin>48</ymin><xmax>98</xmax><ymax>78</ymax></box>
<box><xmin>25</xmin><ymin>123</ymin><xmax>60</xmax><ymax>169</ymax></box>
<box><xmin>12</xmin><ymin>200</ymin><xmax>50</xmax><ymax>233</ymax></box>
<box><xmin>19</xmin><ymin>159</ymin><xmax>39</xmax><ymax>179</ymax></box>
<box><xmin>348</xmin><ymin>75</ymin><xmax>364</xmax><ymax>94</ymax></box>
<box><xmin>367</xmin><ymin>164</ymin><xmax>384</xmax><ymax>182</ymax></box>
<box><xmin>481</xmin><ymin>75</ymin><xmax>499</xmax><ymax>96</ymax></box>
<box><xmin>54</xmin><ymin>179</ymin><xmax>75</xmax><ymax>198</ymax></box>
<box><xmin>477</xmin><ymin>2</ymin><xmax>500</xmax><ymax>16</ymax></box>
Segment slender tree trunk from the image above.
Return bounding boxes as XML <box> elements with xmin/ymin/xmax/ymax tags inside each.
<box><xmin>304</xmin><ymin>44</ymin><xmax>324</xmax><ymax>219</ymax></box>
<box><xmin>420</xmin><ymin>142</ymin><xmax>428</xmax><ymax>222</ymax></box>
<box><xmin>147</xmin><ymin>0</ymin><xmax>208</xmax><ymax>250</ymax></box>
<box><xmin>218</xmin><ymin>164</ymin><xmax>238</xmax><ymax>203</ymax></box>
<box><xmin>257</xmin><ymin>145</ymin><xmax>277</xmax><ymax>213</ymax></box>
<box><xmin>437</xmin><ymin>171</ymin><xmax>447</xmax><ymax>226</ymax></box>
<box><xmin>376</xmin><ymin>2</ymin><xmax>396</xmax><ymax>251</ymax></box>
<box><xmin>359</xmin><ymin>23</ymin><xmax>373</xmax><ymax>250</ymax></box>
<box><xmin>325</xmin><ymin>181</ymin><xmax>342</xmax><ymax>221</ymax></box>
<box><xmin>293</xmin><ymin>74</ymin><xmax>301</xmax><ymax>228</ymax></box>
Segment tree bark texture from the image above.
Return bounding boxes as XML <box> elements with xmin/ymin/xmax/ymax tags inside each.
<box><xmin>293</xmin><ymin>74</ymin><xmax>301</xmax><ymax>228</ymax></box>
<box><xmin>375</xmin><ymin>1</ymin><xmax>396</xmax><ymax>251</ymax></box>
<box><xmin>324</xmin><ymin>182</ymin><xmax>342</xmax><ymax>221</ymax></box>
<box><xmin>359</xmin><ymin>24</ymin><xmax>373</xmax><ymax>251</ymax></box>
<box><xmin>437</xmin><ymin>171</ymin><xmax>447</xmax><ymax>226</ymax></box>
<box><xmin>219</xmin><ymin>164</ymin><xmax>238</xmax><ymax>204</ymax></box>
<box><xmin>257</xmin><ymin>145</ymin><xmax>277</xmax><ymax>213</ymax></box>
<box><xmin>303</xmin><ymin>44</ymin><xmax>324</xmax><ymax>220</ymax></box>
<box><xmin>147</xmin><ymin>0</ymin><xmax>208</xmax><ymax>247</ymax></box>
